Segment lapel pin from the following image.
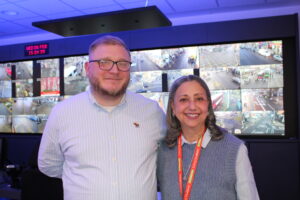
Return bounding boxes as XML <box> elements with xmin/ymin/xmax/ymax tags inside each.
<box><xmin>133</xmin><ymin>122</ymin><xmax>140</xmax><ymax>128</ymax></box>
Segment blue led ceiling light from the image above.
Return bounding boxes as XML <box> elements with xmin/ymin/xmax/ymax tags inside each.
<box><xmin>1</xmin><ymin>10</ymin><xmax>18</xmax><ymax>16</ymax></box>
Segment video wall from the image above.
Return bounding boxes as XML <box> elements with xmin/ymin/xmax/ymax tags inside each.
<box><xmin>0</xmin><ymin>40</ymin><xmax>284</xmax><ymax>136</ymax></box>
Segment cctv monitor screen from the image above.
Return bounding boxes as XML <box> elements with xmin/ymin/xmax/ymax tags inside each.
<box><xmin>12</xmin><ymin>114</ymin><xmax>47</xmax><ymax>133</ymax></box>
<box><xmin>140</xmin><ymin>92</ymin><xmax>169</xmax><ymax>113</ymax></box>
<box><xmin>38</xmin><ymin>58</ymin><xmax>60</xmax><ymax>78</ymax></box>
<box><xmin>198</xmin><ymin>40</ymin><xmax>284</xmax><ymax>136</ymax></box>
<box><xmin>128</xmin><ymin>71</ymin><xmax>163</xmax><ymax>93</ymax></box>
<box><xmin>14</xmin><ymin>61</ymin><xmax>33</xmax><ymax>80</ymax></box>
<box><xmin>0</xmin><ymin>39</ymin><xmax>290</xmax><ymax>137</ymax></box>
<box><xmin>0</xmin><ymin>98</ymin><xmax>12</xmax><ymax>115</ymax></box>
<box><xmin>15</xmin><ymin>79</ymin><xmax>33</xmax><ymax>98</ymax></box>
<box><xmin>0</xmin><ymin>81</ymin><xmax>12</xmax><ymax>98</ymax></box>
<box><xmin>0</xmin><ymin>63</ymin><xmax>12</xmax><ymax>81</ymax></box>
<box><xmin>64</xmin><ymin>56</ymin><xmax>89</xmax><ymax>95</ymax></box>
<box><xmin>165</xmin><ymin>69</ymin><xmax>194</xmax><ymax>90</ymax></box>
<box><xmin>40</xmin><ymin>77</ymin><xmax>60</xmax><ymax>96</ymax></box>
<box><xmin>131</xmin><ymin>47</ymin><xmax>199</xmax><ymax>72</ymax></box>
<box><xmin>0</xmin><ymin>115</ymin><xmax>12</xmax><ymax>133</ymax></box>
<box><xmin>132</xmin><ymin>40</ymin><xmax>284</xmax><ymax>137</ymax></box>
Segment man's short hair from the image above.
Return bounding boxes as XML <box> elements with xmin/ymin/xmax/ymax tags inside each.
<box><xmin>89</xmin><ymin>35</ymin><xmax>130</xmax><ymax>56</ymax></box>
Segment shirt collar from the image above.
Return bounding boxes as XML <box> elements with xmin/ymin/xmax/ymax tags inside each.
<box><xmin>181</xmin><ymin>128</ymin><xmax>211</xmax><ymax>148</ymax></box>
<box><xmin>87</xmin><ymin>88</ymin><xmax>127</xmax><ymax>111</ymax></box>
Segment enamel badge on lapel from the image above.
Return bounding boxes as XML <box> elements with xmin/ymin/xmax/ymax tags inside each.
<box><xmin>133</xmin><ymin>122</ymin><xmax>140</xmax><ymax>128</ymax></box>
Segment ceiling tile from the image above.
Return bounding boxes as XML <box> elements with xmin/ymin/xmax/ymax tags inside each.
<box><xmin>118</xmin><ymin>1</ymin><xmax>146</xmax><ymax>9</ymax></box>
<box><xmin>12</xmin><ymin>15</ymin><xmax>46</xmax><ymax>27</ymax></box>
<box><xmin>120</xmin><ymin>0</ymin><xmax>175</xmax><ymax>14</ymax></box>
<box><xmin>60</xmin><ymin>0</ymin><xmax>116</xmax><ymax>10</ymax></box>
<box><xmin>165</xmin><ymin>0</ymin><xmax>218</xmax><ymax>12</ymax></box>
<box><xmin>0</xmin><ymin>0</ymin><xmax>299</xmax><ymax>46</ymax></box>
<box><xmin>0</xmin><ymin>0</ymin><xmax>8</xmax><ymax>6</ymax></box>
<box><xmin>0</xmin><ymin>21</ymin><xmax>30</xmax><ymax>34</ymax></box>
<box><xmin>82</xmin><ymin>5</ymin><xmax>123</xmax><ymax>15</ymax></box>
<box><xmin>15</xmin><ymin>0</ymin><xmax>75</xmax><ymax>15</ymax></box>
<box><xmin>7</xmin><ymin>0</ymin><xmax>28</xmax><ymax>2</ymax></box>
<box><xmin>267</xmin><ymin>0</ymin><xmax>300</xmax><ymax>2</ymax></box>
<box><xmin>218</xmin><ymin>0</ymin><xmax>265</xmax><ymax>7</ymax></box>
<box><xmin>146</xmin><ymin>0</ymin><xmax>175</xmax><ymax>14</ymax></box>
<box><xmin>0</xmin><ymin>3</ymin><xmax>37</xmax><ymax>19</ymax></box>
<box><xmin>45</xmin><ymin>10</ymin><xmax>84</xmax><ymax>20</ymax></box>
<box><xmin>115</xmin><ymin>0</ymin><xmax>144</xmax><ymax>3</ymax></box>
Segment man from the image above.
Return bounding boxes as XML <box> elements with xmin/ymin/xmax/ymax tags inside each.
<box><xmin>38</xmin><ymin>35</ymin><xmax>166</xmax><ymax>200</ymax></box>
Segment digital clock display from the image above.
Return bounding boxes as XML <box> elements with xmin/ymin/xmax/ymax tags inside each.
<box><xmin>25</xmin><ymin>43</ymin><xmax>49</xmax><ymax>56</ymax></box>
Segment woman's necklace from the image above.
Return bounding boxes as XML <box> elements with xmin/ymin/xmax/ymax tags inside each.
<box><xmin>183</xmin><ymin>148</ymin><xmax>196</xmax><ymax>181</ymax></box>
<box><xmin>177</xmin><ymin>127</ymin><xmax>207</xmax><ymax>200</ymax></box>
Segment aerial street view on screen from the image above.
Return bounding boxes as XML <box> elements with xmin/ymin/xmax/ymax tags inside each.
<box><xmin>0</xmin><ymin>40</ymin><xmax>284</xmax><ymax>136</ymax></box>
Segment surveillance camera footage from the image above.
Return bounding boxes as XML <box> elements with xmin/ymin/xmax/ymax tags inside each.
<box><xmin>64</xmin><ymin>56</ymin><xmax>89</xmax><ymax>95</ymax></box>
<box><xmin>0</xmin><ymin>40</ymin><xmax>285</xmax><ymax>135</ymax></box>
<box><xmin>14</xmin><ymin>61</ymin><xmax>33</xmax><ymax>80</ymax></box>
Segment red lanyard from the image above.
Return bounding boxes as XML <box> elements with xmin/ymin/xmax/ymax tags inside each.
<box><xmin>177</xmin><ymin>128</ymin><xmax>206</xmax><ymax>200</ymax></box>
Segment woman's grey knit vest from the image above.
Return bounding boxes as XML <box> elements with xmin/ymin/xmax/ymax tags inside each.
<box><xmin>158</xmin><ymin>132</ymin><xmax>243</xmax><ymax>200</ymax></box>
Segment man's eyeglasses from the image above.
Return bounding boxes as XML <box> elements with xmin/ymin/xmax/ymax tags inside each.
<box><xmin>89</xmin><ymin>59</ymin><xmax>132</xmax><ymax>72</ymax></box>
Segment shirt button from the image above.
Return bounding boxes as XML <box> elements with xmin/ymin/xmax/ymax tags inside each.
<box><xmin>112</xmin><ymin>182</ymin><xmax>117</xmax><ymax>186</ymax></box>
<box><xmin>112</xmin><ymin>157</ymin><xmax>117</xmax><ymax>162</ymax></box>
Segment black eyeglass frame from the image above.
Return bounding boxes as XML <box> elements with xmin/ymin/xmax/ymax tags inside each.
<box><xmin>89</xmin><ymin>59</ymin><xmax>132</xmax><ymax>72</ymax></box>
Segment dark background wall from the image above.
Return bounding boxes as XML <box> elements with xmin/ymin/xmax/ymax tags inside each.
<box><xmin>0</xmin><ymin>14</ymin><xmax>299</xmax><ymax>200</ymax></box>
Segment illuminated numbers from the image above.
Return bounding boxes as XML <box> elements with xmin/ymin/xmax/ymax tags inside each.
<box><xmin>25</xmin><ymin>43</ymin><xmax>49</xmax><ymax>56</ymax></box>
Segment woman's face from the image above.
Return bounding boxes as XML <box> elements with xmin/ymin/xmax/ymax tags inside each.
<box><xmin>171</xmin><ymin>80</ymin><xmax>209</xmax><ymax>131</ymax></box>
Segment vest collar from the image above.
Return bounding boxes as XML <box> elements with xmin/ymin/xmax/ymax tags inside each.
<box><xmin>181</xmin><ymin>128</ymin><xmax>211</xmax><ymax>148</ymax></box>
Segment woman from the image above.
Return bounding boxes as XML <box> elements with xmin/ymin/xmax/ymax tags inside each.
<box><xmin>157</xmin><ymin>75</ymin><xmax>259</xmax><ymax>200</ymax></box>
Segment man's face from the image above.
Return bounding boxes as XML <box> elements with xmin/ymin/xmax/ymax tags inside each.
<box><xmin>85</xmin><ymin>44</ymin><xmax>130</xmax><ymax>98</ymax></box>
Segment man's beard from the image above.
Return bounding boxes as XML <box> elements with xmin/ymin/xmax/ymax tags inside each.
<box><xmin>88</xmin><ymin>75</ymin><xmax>129</xmax><ymax>98</ymax></box>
